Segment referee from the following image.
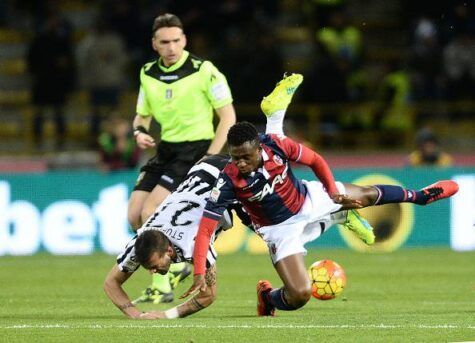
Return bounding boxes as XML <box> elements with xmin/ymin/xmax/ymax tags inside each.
<box><xmin>129</xmin><ymin>14</ymin><xmax>236</xmax><ymax>303</ymax></box>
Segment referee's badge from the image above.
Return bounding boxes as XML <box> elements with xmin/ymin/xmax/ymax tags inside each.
<box><xmin>165</xmin><ymin>89</ymin><xmax>173</xmax><ymax>99</ymax></box>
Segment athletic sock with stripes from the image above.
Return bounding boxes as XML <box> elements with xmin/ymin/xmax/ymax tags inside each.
<box><xmin>268</xmin><ymin>288</ymin><xmax>298</xmax><ymax>311</ymax></box>
<box><xmin>373</xmin><ymin>185</ymin><xmax>427</xmax><ymax>205</ymax></box>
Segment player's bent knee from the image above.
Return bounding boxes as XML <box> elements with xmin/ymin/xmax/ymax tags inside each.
<box><xmin>361</xmin><ymin>186</ymin><xmax>378</xmax><ymax>206</ymax></box>
<box><xmin>141</xmin><ymin>206</ymin><xmax>155</xmax><ymax>224</ymax></box>
<box><xmin>127</xmin><ymin>212</ymin><xmax>142</xmax><ymax>231</ymax></box>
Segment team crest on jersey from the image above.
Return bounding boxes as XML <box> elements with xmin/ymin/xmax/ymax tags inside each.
<box><xmin>165</xmin><ymin>89</ymin><xmax>173</xmax><ymax>99</ymax></box>
<box><xmin>273</xmin><ymin>155</ymin><xmax>283</xmax><ymax>165</ymax></box>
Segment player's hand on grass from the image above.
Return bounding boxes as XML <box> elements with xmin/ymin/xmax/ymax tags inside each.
<box><xmin>180</xmin><ymin>274</ymin><xmax>206</xmax><ymax>299</ymax></box>
<box><xmin>135</xmin><ymin>132</ymin><xmax>156</xmax><ymax>149</ymax></box>
<box><xmin>331</xmin><ymin>194</ymin><xmax>363</xmax><ymax>209</ymax></box>
<box><xmin>139</xmin><ymin>311</ymin><xmax>166</xmax><ymax>320</ymax></box>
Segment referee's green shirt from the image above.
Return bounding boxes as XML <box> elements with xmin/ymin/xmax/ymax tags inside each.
<box><xmin>136</xmin><ymin>51</ymin><xmax>233</xmax><ymax>142</ymax></box>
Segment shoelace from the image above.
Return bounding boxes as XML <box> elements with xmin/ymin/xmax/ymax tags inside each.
<box><xmin>424</xmin><ymin>186</ymin><xmax>443</xmax><ymax>200</ymax></box>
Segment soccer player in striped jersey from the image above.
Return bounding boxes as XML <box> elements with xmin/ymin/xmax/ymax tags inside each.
<box><xmin>104</xmin><ymin>154</ymin><xmax>240</xmax><ymax>319</ymax></box>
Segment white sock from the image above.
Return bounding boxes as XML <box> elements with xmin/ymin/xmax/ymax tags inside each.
<box><xmin>265</xmin><ymin>110</ymin><xmax>286</xmax><ymax>135</ymax></box>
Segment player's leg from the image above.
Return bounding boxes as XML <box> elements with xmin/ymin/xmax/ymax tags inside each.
<box><xmin>140</xmin><ymin>184</ymin><xmax>171</xmax><ymax>224</ymax></box>
<box><xmin>128</xmin><ymin>167</ymin><xmax>162</xmax><ymax>230</ymax></box>
<box><xmin>261</xmin><ymin>73</ymin><xmax>303</xmax><ymax>135</ymax></box>
<box><xmin>127</xmin><ymin>190</ymin><xmax>149</xmax><ymax>230</ymax></box>
<box><xmin>273</xmin><ymin>253</ymin><xmax>312</xmax><ymax>308</ymax></box>
<box><xmin>169</xmin><ymin>262</ymin><xmax>192</xmax><ymax>289</ymax></box>
<box><xmin>343</xmin><ymin>180</ymin><xmax>459</xmax><ymax>208</ymax></box>
<box><xmin>257</xmin><ymin>253</ymin><xmax>311</xmax><ymax>316</ymax></box>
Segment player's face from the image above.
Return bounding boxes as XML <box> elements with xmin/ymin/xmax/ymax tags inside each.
<box><xmin>152</xmin><ymin>27</ymin><xmax>186</xmax><ymax>67</ymax></box>
<box><xmin>229</xmin><ymin>142</ymin><xmax>262</xmax><ymax>176</ymax></box>
<box><xmin>146</xmin><ymin>250</ymin><xmax>172</xmax><ymax>275</ymax></box>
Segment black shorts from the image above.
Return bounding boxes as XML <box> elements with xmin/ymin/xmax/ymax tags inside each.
<box><xmin>133</xmin><ymin>139</ymin><xmax>211</xmax><ymax>192</ymax></box>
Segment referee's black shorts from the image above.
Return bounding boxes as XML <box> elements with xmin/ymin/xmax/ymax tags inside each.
<box><xmin>133</xmin><ymin>139</ymin><xmax>211</xmax><ymax>193</ymax></box>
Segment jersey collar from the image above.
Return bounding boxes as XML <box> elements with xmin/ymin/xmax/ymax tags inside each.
<box><xmin>254</xmin><ymin>147</ymin><xmax>271</xmax><ymax>179</ymax></box>
<box><xmin>158</xmin><ymin>50</ymin><xmax>189</xmax><ymax>73</ymax></box>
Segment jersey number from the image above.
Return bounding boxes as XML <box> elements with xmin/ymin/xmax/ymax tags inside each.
<box><xmin>170</xmin><ymin>200</ymin><xmax>201</xmax><ymax>226</ymax></box>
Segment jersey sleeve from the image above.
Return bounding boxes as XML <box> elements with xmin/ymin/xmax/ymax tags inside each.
<box><xmin>193</xmin><ymin>172</ymin><xmax>236</xmax><ymax>275</ymax></box>
<box><xmin>269</xmin><ymin>134</ymin><xmax>302</xmax><ymax>161</ymax></box>
<box><xmin>203</xmin><ymin>172</ymin><xmax>237</xmax><ymax>221</ymax></box>
<box><xmin>201</xmin><ymin>61</ymin><xmax>233</xmax><ymax>109</ymax></box>
<box><xmin>116</xmin><ymin>235</ymin><xmax>140</xmax><ymax>273</ymax></box>
<box><xmin>135</xmin><ymin>67</ymin><xmax>151</xmax><ymax>116</ymax></box>
<box><xmin>270</xmin><ymin>134</ymin><xmax>339</xmax><ymax>196</ymax></box>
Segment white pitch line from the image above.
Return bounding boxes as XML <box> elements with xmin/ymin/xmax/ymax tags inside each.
<box><xmin>1</xmin><ymin>324</ymin><xmax>474</xmax><ymax>330</ymax></box>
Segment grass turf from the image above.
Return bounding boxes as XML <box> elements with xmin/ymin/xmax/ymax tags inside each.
<box><xmin>0</xmin><ymin>248</ymin><xmax>474</xmax><ymax>342</ymax></box>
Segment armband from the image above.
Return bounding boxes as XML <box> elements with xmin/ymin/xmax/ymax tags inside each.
<box><xmin>133</xmin><ymin>125</ymin><xmax>148</xmax><ymax>137</ymax></box>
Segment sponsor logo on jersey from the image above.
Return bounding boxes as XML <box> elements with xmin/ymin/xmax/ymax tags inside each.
<box><xmin>242</xmin><ymin>178</ymin><xmax>260</xmax><ymax>190</ymax></box>
<box><xmin>248</xmin><ymin>172</ymin><xmax>287</xmax><ymax>202</ymax></box>
<box><xmin>160</xmin><ymin>75</ymin><xmax>178</xmax><ymax>81</ymax></box>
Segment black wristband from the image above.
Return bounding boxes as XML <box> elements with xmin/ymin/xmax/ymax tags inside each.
<box><xmin>133</xmin><ymin>125</ymin><xmax>148</xmax><ymax>137</ymax></box>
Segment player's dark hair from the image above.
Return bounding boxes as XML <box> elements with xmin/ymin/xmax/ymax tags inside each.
<box><xmin>152</xmin><ymin>13</ymin><xmax>183</xmax><ymax>35</ymax></box>
<box><xmin>134</xmin><ymin>230</ymin><xmax>170</xmax><ymax>268</ymax></box>
<box><xmin>227</xmin><ymin>122</ymin><xmax>259</xmax><ymax>148</ymax></box>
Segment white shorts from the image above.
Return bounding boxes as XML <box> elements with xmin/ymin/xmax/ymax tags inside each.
<box><xmin>256</xmin><ymin>180</ymin><xmax>346</xmax><ymax>264</ymax></box>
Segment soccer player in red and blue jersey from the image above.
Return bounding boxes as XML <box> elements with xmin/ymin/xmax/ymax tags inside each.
<box><xmin>183</xmin><ymin>119</ymin><xmax>459</xmax><ymax>316</ymax></box>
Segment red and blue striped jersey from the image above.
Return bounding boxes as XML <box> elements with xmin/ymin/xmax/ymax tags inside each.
<box><xmin>204</xmin><ymin>134</ymin><xmax>311</xmax><ymax>227</ymax></box>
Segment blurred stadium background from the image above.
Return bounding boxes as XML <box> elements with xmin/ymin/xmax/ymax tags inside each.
<box><xmin>0</xmin><ymin>0</ymin><xmax>474</xmax><ymax>253</ymax></box>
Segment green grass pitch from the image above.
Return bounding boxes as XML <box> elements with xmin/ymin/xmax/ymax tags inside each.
<box><xmin>1</xmin><ymin>248</ymin><xmax>474</xmax><ymax>342</ymax></box>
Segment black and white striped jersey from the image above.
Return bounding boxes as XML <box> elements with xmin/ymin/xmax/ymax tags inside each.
<box><xmin>117</xmin><ymin>155</ymin><xmax>234</xmax><ymax>273</ymax></box>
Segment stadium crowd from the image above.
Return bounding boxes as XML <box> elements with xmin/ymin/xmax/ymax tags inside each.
<box><xmin>0</xmin><ymin>0</ymin><xmax>474</xmax><ymax>155</ymax></box>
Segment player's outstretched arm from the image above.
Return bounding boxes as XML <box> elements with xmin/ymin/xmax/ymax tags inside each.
<box><xmin>103</xmin><ymin>265</ymin><xmax>143</xmax><ymax>319</ymax></box>
<box><xmin>181</xmin><ymin>215</ymin><xmax>220</xmax><ymax>299</ymax></box>
<box><xmin>172</xmin><ymin>264</ymin><xmax>217</xmax><ymax>317</ymax></box>
<box><xmin>143</xmin><ymin>264</ymin><xmax>218</xmax><ymax>319</ymax></box>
